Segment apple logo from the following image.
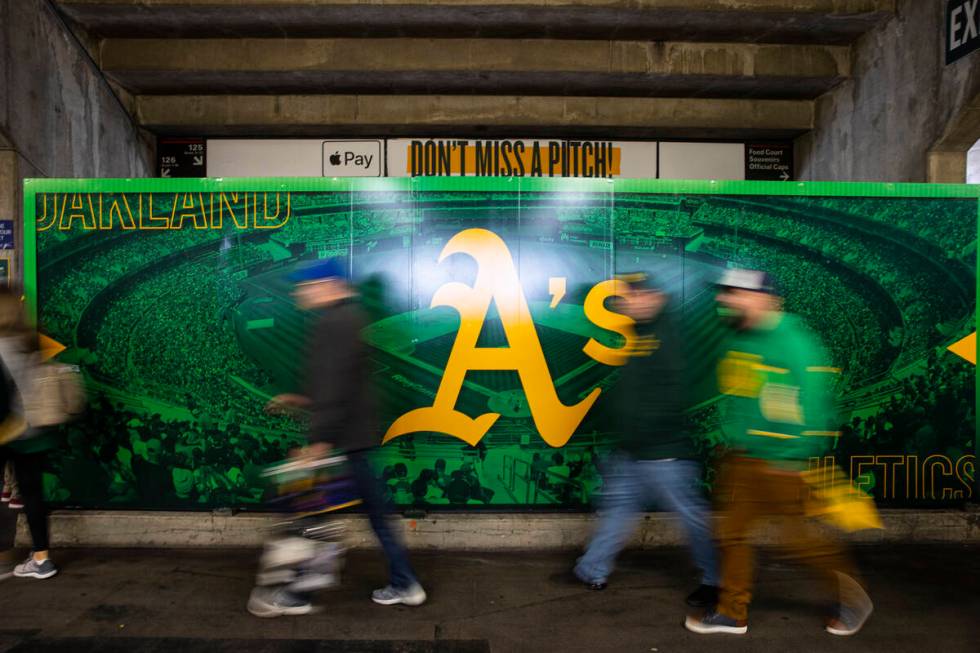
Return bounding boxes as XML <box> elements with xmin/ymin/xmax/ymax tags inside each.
<box><xmin>329</xmin><ymin>151</ymin><xmax>342</xmax><ymax>166</ymax></box>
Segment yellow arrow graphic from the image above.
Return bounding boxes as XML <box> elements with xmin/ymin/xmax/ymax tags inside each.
<box><xmin>38</xmin><ymin>334</ymin><xmax>66</xmax><ymax>362</ymax></box>
<box><xmin>947</xmin><ymin>331</ymin><xmax>976</xmax><ymax>365</ymax></box>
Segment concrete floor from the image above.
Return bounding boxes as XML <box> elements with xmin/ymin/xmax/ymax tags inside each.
<box><xmin>0</xmin><ymin>544</ymin><xmax>977</xmax><ymax>652</ymax></box>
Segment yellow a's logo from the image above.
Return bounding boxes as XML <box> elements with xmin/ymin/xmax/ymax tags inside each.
<box><xmin>383</xmin><ymin>228</ymin><xmax>601</xmax><ymax>448</ymax></box>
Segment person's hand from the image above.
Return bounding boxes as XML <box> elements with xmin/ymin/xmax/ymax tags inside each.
<box><xmin>265</xmin><ymin>393</ymin><xmax>311</xmax><ymax>415</ymax></box>
<box><xmin>289</xmin><ymin>441</ymin><xmax>333</xmax><ymax>462</ymax></box>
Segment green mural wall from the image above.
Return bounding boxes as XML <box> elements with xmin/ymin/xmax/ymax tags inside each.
<box><xmin>22</xmin><ymin>178</ymin><xmax>979</xmax><ymax>510</ymax></box>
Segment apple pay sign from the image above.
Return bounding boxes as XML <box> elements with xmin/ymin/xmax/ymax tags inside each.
<box><xmin>322</xmin><ymin>140</ymin><xmax>383</xmax><ymax>177</ymax></box>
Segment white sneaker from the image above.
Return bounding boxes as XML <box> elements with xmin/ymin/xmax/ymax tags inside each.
<box><xmin>371</xmin><ymin>582</ymin><xmax>427</xmax><ymax>606</ymax></box>
<box><xmin>826</xmin><ymin>572</ymin><xmax>873</xmax><ymax>636</ymax></box>
<box><xmin>13</xmin><ymin>556</ymin><xmax>58</xmax><ymax>580</ymax></box>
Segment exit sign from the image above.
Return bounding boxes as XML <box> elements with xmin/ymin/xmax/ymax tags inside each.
<box><xmin>947</xmin><ymin>0</ymin><xmax>980</xmax><ymax>64</ymax></box>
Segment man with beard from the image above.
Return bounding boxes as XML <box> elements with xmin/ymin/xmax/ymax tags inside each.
<box><xmin>685</xmin><ymin>268</ymin><xmax>872</xmax><ymax>636</ymax></box>
<box><xmin>573</xmin><ymin>272</ymin><xmax>719</xmax><ymax>608</ymax></box>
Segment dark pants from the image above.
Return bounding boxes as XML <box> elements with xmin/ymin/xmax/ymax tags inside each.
<box><xmin>348</xmin><ymin>451</ymin><xmax>418</xmax><ymax>590</ymax></box>
<box><xmin>0</xmin><ymin>447</ymin><xmax>50</xmax><ymax>552</ymax></box>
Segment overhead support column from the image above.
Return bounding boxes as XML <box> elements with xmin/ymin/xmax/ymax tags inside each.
<box><xmin>136</xmin><ymin>95</ymin><xmax>814</xmax><ymax>139</ymax></box>
<box><xmin>100</xmin><ymin>38</ymin><xmax>850</xmax><ymax>98</ymax></box>
<box><xmin>56</xmin><ymin>0</ymin><xmax>896</xmax><ymax>43</ymax></box>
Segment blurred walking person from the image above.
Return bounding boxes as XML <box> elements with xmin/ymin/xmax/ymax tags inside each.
<box><xmin>0</xmin><ymin>287</ymin><xmax>58</xmax><ymax>580</ymax></box>
<box><xmin>685</xmin><ymin>269</ymin><xmax>872</xmax><ymax>636</ymax></box>
<box><xmin>249</xmin><ymin>259</ymin><xmax>425</xmax><ymax>617</ymax></box>
<box><xmin>574</xmin><ymin>273</ymin><xmax>719</xmax><ymax>607</ymax></box>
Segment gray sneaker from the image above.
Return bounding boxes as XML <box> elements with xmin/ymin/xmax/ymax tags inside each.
<box><xmin>247</xmin><ymin>586</ymin><xmax>314</xmax><ymax>618</ymax></box>
<box><xmin>371</xmin><ymin>583</ymin><xmax>427</xmax><ymax>606</ymax></box>
<box><xmin>826</xmin><ymin>572</ymin><xmax>873</xmax><ymax>636</ymax></box>
<box><xmin>684</xmin><ymin>610</ymin><xmax>748</xmax><ymax>635</ymax></box>
<box><xmin>13</xmin><ymin>557</ymin><xmax>58</xmax><ymax>580</ymax></box>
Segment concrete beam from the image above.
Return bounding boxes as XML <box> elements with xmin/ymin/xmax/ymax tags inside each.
<box><xmin>135</xmin><ymin>94</ymin><xmax>813</xmax><ymax>139</ymax></box>
<box><xmin>56</xmin><ymin>0</ymin><xmax>895</xmax><ymax>43</ymax></box>
<box><xmin>102</xmin><ymin>38</ymin><xmax>851</xmax><ymax>77</ymax></box>
<box><xmin>58</xmin><ymin>0</ymin><xmax>893</xmax><ymax>7</ymax></box>
<box><xmin>101</xmin><ymin>38</ymin><xmax>848</xmax><ymax>99</ymax></box>
<box><xmin>110</xmin><ymin>72</ymin><xmax>845</xmax><ymax>100</ymax></box>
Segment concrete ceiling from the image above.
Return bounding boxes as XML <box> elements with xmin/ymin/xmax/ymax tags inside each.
<box><xmin>56</xmin><ymin>0</ymin><xmax>894</xmax><ymax>43</ymax></box>
<box><xmin>52</xmin><ymin>0</ymin><xmax>896</xmax><ymax>139</ymax></box>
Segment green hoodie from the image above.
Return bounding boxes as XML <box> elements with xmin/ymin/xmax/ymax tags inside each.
<box><xmin>717</xmin><ymin>313</ymin><xmax>839</xmax><ymax>464</ymax></box>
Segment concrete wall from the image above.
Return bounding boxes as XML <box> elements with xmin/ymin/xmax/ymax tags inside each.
<box><xmin>22</xmin><ymin>509</ymin><xmax>980</xmax><ymax>549</ymax></box>
<box><xmin>0</xmin><ymin>0</ymin><xmax>153</xmax><ymax>280</ymax></box>
<box><xmin>796</xmin><ymin>0</ymin><xmax>980</xmax><ymax>182</ymax></box>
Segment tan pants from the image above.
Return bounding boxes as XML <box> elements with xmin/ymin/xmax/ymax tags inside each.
<box><xmin>715</xmin><ymin>456</ymin><xmax>862</xmax><ymax>621</ymax></box>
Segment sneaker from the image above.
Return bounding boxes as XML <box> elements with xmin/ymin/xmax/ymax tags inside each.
<box><xmin>572</xmin><ymin>565</ymin><xmax>607</xmax><ymax>591</ymax></box>
<box><xmin>13</xmin><ymin>557</ymin><xmax>58</xmax><ymax>580</ymax></box>
<box><xmin>371</xmin><ymin>582</ymin><xmax>427</xmax><ymax>606</ymax></box>
<box><xmin>246</xmin><ymin>587</ymin><xmax>314</xmax><ymax>618</ymax></box>
<box><xmin>826</xmin><ymin>571</ymin><xmax>873</xmax><ymax>636</ymax></box>
<box><xmin>8</xmin><ymin>497</ymin><xmax>23</xmax><ymax>510</ymax></box>
<box><xmin>685</xmin><ymin>584</ymin><xmax>719</xmax><ymax>608</ymax></box>
<box><xmin>684</xmin><ymin>609</ymin><xmax>748</xmax><ymax>635</ymax></box>
<box><xmin>826</xmin><ymin>581</ymin><xmax>873</xmax><ymax>636</ymax></box>
<box><xmin>1</xmin><ymin>490</ymin><xmax>11</xmax><ymax>503</ymax></box>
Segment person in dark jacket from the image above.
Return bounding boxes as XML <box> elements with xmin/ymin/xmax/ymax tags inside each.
<box><xmin>248</xmin><ymin>258</ymin><xmax>425</xmax><ymax>617</ymax></box>
<box><xmin>573</xmin><ymin>272</ymin><xmax>719</xmax><ymax>607</ymax></box>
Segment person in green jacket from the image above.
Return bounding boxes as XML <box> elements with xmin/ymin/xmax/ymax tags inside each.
<box><xmin>685</xmin><ymin>268</ymin><xmax>872</xmax><ymax>637</ymax></box>
<box><xmin>574</xmin><ymin>272</ymin><xmax>719</xmax><ymax>608</ymax></box>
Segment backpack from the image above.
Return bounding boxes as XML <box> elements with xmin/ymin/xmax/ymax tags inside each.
<box><xmin>22</xmin><ymin>362</ymin><xmax>87</xmax><ymax>427</ymax></box>
<box><xmin>0</xmin><ymin>358</ymin><xmax>27</xmax><ymax>445</ymax></box>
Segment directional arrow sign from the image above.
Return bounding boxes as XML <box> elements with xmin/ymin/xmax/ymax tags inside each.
<box><xmin>745</xmin><ymin>143</ymin><xmax>793</xmax><ymax>181</ymax></box>
<box><xmin>157</xmin><ymin>138</ymin><xmax>206</xmax><ymax>178</ymax></box>
<box><xmin>39</xmin><ymin>334</ymin><xmax>66</xmax><ymax>362</ymax></box>
<box><xmin>948</xmin><ymin>331</ymin><xmax>977</xmax><ymax>365</ymax></box>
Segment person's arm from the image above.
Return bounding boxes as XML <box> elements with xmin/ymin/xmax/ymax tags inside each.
<box><xmin>791</xmin><ymin>329</ymin><xmax>841</xmax><ymax>457</ymax></box>
<box><xmin>265</xmin><ymin>394</ymin><xmax>311</xmax><ymax>413</ymax></box>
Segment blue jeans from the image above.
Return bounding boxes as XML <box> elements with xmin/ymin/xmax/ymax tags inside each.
<box><xmin>575</xmin><ymin>453</ymin><xmax>719</xmax><ymax>586</ymax></box>
<box><xmin>349</xmin><ymin>451</ymin><xmax>419</xmax><ymax>590</ymax></box>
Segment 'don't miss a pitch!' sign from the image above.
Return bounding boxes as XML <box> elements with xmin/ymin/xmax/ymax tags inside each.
<box><xmin>387</xmin><ymin>139</ymin><xmax>658</xmax><ymax>178</ymax></box>
<box><xmin>22</xmin><ymin>177</ymin><xmax>980</xmax><ymax>511</ymax></box>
